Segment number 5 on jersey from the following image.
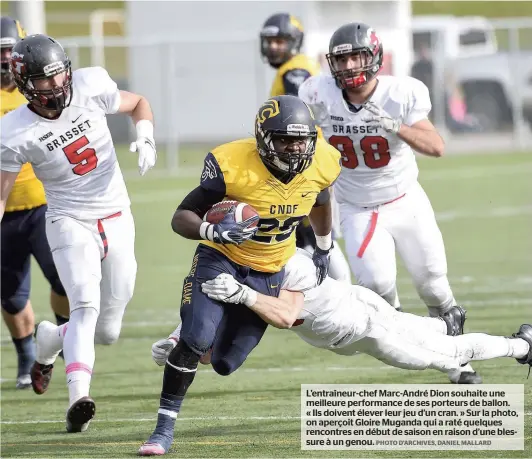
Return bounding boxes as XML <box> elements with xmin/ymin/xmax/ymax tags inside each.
<box><xmin>63</xmin><ymin>135</ymin><xmax>98</xmax><ymax>176</ymax></box>
<box><xmin>329</xmin><ymin>135</ymin><xmax>391</xmax><ymax>169</ymax></box>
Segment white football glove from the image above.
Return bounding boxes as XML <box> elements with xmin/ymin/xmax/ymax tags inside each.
<box><xmin>201</xmin><ymin>273</ymin><xmax>257</xmax><ymax>307</ymax></box>
<box><xmin>361</xmin><ymin>101</ymin><xmax>402</xmax><ymax>134</ymax></box>
<box><xmin>130</xmin><ymin>137</ymin><xmax>157</xmax><ymax>176</ymax></box>
<box><xmin>130</xmin><ymin>120</ymin><xmax>157</xmax><ymax>176</ymax></box>
<box><xmin>151</xmin><ymin>336</ymin><xmax>178</xmax><ymax>366</ymax></box>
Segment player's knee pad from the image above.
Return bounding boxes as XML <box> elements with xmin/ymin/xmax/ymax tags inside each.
<box><xmin>211</xmin><ymin>348</ymin><xmax>248</xmax><ymax>376</ymax></box>
<box><xmin>1</xmin><ymin>294</ymin><xmax>29</xmax><ymax>315</ymax></box>
<box><xmin>179</xmin><ymin>316</ymin><xmax>217</xmax><ymax>355</ymax></box>
<box><xmin>69</xmin><ymin>284</ymin><xmax>99</xmax><ymax>313</ymax></box>
<box><xmin>415</xmin><ymin>272</ymin><xmax>455</xmax><ymax>313</ymax></box>
<box><xmin>94</xmin><ymin>321</ymin><xmax>121</xmax><ymax>345</ymax></box>
<box><xmin>211</xmin><ymin>357</ymin><xmax>236</xmax><ymax>376</ymax></box>
<box><xmin>358</xmin><ymin>277</ymin><xmax>397</xmax><ymax>307</ymax></box>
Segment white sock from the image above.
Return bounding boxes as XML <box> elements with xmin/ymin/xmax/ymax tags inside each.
<box><xmin>64</xmin><ymin>307</ymin><xmax>99</xmax><ymax>407</ymax></box>
<box><xmin>67</xmin><ymin>372</ymin><xmax>93</xmax><ymax>406</ymax></box>
<box><xmin>454</xmin><ymin>334</ymin><xmax>528</xmax><ymax>365</ymax></box>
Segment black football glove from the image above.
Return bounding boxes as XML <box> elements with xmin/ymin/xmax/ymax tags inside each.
<box><xmin>204</xmin><ymin>210</ymin><xmax>259</xmax><ymax>245</ymax></box>
<box><xmin>312</xmin><ymin>243</ymin><xmax>333</xmax><ymax>285</ymax></box>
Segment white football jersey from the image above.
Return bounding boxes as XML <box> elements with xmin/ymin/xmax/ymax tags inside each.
<box><xmin>0</xmin><ymin>67</ymin><xmax>130</xmax><ymax>220</ymax></box>
<box><xmin>282</xmin><ymin>250</ymin><xmax>369</xmax><ymax>350</ymax></box>
<box><xmin>299</xmin><ymin>75</ymin><xmax>431</xmax><ymax>207</ymax></box>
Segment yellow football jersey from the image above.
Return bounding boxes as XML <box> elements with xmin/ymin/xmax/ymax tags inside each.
<box><xmin>270</xmin><ymin>54</ymin><xmax>321</xmax><ymax>98</ymax></box>
<box><xmin>1</xmin><ymin>88</ymin><xmax>47</xmax><ymax>212</ymax></box>
<box><xmin>201</xmin><ymin>137</ymin><xmax>340</xmax><ymax>273</ymax></box>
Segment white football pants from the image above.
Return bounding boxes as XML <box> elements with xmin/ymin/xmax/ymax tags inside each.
<box><xmin>340</xmin><ymin>181</ymin><xmax>455</xmax><ymax>316</ymax></box>
<box><xmin>333</xmin><ymin>287</ymin><xmax>522</xmax><ymax>374</ymax></box>
<box><xmin>45</xmin><ymin>208</ymin><xmax>137</xmax><ymax>344</ymax></box>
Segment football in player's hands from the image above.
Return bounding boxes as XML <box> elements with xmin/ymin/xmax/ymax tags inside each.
<box><xmin>204</xmin><ymin>201</ymin><xmax>259</xmax><ymax>228</ymax></box>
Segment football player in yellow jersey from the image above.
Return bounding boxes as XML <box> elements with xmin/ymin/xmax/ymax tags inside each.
<box><xmin>260</xmin><ymin>13</ymin><xmax>351</xmax><ymax>283</ymax></box>
<box><xmin>139</xmin><ymin>95</ymin><xmax>340</xmax><ymax>456</ymax></box>
<box><xmin>0</xmin><ymin>17</ymin><xmax>69</xmax><ymax>390</ymax></box>
<box><xmin>260</xmin><ymin>13</ymin><xmax>320</xmax><ymax>97</ymax></box>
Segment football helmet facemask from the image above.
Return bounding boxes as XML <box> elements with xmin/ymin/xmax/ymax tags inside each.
<box><xmin>326</xmin><ymin>22</ymin><xmax>383</xmax><ymax>90</ymax></box>
<box><xmin>255</xmin><ymin>95</ymin><xmax>317</xmax><ymax>183</ymax></box>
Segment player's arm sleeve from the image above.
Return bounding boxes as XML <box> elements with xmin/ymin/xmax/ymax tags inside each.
<box><xmin>315</xmin><ymin>142</ymin><xmax>341</xmax><ymax>192</ymax></box>
<box><xmin>404</xmin><ymin>79</ymin><xmax>432</xmax><ymax>126</ymax></box>
<box><xmin>177</xmin><ymin>152</ymin><xmax>226</xmax><ymax>217</ymax></box>
<box><xmin>298</xmin><ymin>77</ymin><xmax>328</xmax><ymax>126</ymax></box>
<box><xmin>297</xmin><ymin>76</ymin><xmax>314</xmax><ymax>103</ymax></box>
<box><xmin>0</xmin><ymin>143</ymin><xmax>25</xmax><ymax>173</ymax></box>
<box><xmin>281</xmin><ymin>251</ymin><xmax>318</xmax><ymax>292</ymax></box>
<box><xmin>313</xmin><ymin>187</ymin><xmax>330</xmax><ymax>207</ymax></box>
<box><xmin>282</xmin><ymin>68</ymin><xmax>313</xmax><ymax>96</ymax></box>
<box><xmin>92</xmin><ymin>67</ymin><xmax>122</xmax><ymax>114</ymax></box>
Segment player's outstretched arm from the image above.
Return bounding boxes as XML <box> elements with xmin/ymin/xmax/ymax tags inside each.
<box><xmin>251</xmin><ymin>289</ymin><xmax>304</xmax><ymax>329</ymax></box>
<box><xmin>201</xmin><ymin>273</ymin><xmax>304</xmax><ymax>329</ymax></box>
<box><xmin>309</xmin><ymin>188</ymin><xmax>333</xmax><ymax>238</ymax></box>
<box><xmin>0</xmin><ymin>170</ymin><xmax>18</xmax><ymax>220</ymax></box>
<box><xmin>117</xmin><ymin>90</ymin><xmax>153</xmax><ymax>124</ymax></box>
<box><xmin>117</xmin><ymin>90</ymin><xmax>157</xmax><ymax>175</ymax></box>
<box><xmin>309</xmin><ymin>188</ymin><xmax>334</xmax><ymax>284</ymax></box>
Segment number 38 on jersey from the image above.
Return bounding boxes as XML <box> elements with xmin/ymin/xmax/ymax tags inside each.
<box><xmin>329</xmin><ymin>135</ymin><xmax>391</xmax><ymax>170</ymax></box>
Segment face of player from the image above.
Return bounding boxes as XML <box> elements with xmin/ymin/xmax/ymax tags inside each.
<box><xmin>333</xmin><ymin>51</ymin><xmax>368</xmax><ymax>75</ymax></box>
<box><xmin>31</xmin><ymin>70</ymin><xmax>71</xmax><ymax>112</ymax></box>
<box><xmin>1</xmin><ymin>47</ymin><xmax>14</xmax><ymax>88</ymax></box>
<box><xmin>271</xmin><ymin>135</ymin><xmax>308</xmax><ymax>154</ymax></box>
<box><xmin>264</xmin><ymin>37</ymin><xmax>290</xmax><ymax>65</ymax></box>
<box><xmin>32</xmin><ymin>71</ymin><xmax>68</xmax><ymax>92</ymax></box>
<box><xmin>331</xmin><ymin>50</ymin><xmax>377</xmax><ymax>92</ymax></box>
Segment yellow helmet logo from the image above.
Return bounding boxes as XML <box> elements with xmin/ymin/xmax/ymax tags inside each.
<box><xmin>290</xmin><ymin>16</ymin><xmax>304</xmax><ymax>32</ymax></box>
<box><xmin>305</xmin><ymin>102</ymin><xmax>315</xmax><ymax>120</ymax></box>
<box><xmin>256</xmin><ymin>99</ymin><xmax>280</xmax><ymax>124</ymax></box>
<box><xmin>15</xmin><ymin>20</ymin><xmax>26</xmax><ymax>39</ymax></box>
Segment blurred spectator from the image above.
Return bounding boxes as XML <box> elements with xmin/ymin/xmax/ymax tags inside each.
<box><xmin>411</xmin><ymin>42</ymin><xmax>480</xmax><ymax>133</ymax></box>
<box><xmin>411</xmin><ymin>43</ymin><xmax>434</xmax><ymax>103</ymax></box>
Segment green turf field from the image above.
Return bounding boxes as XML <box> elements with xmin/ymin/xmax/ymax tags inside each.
<box><xmin>1</xmin><ymin>150</ymin><xmax>531</xmax><ymax>458</ymax></box>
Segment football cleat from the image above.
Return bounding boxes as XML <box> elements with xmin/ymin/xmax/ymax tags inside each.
<box><xmin>16</xmin><ymin>374</ymin><xmax>32</xmax><ymax>389</ymax></box>
<box><xmin>30</xmin><ymin>362</ymin><xmax>54</xmax><ymax>395</ymax></box>
<box><xmin>512</xmin><ymin>324</ymin><xmax>532</xmax><ymax>372</ymax></box>
<box><xmin>66</xmin><ymin>396</ymin><xmax>96</xmax><ymax>433</ymax></box>
<box><xmin>138</xmin><ymin>442</ymin><xmax>167</xmax><ymax>456</ymax></box>
<box><xmin>441</xmin><ymin>305</ymin><xmax>466</xmax><ymax>336</ymax></box>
